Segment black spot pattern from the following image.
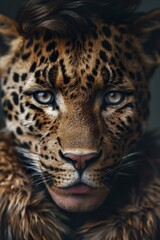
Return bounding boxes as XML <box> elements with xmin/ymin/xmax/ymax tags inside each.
<box><xmin>35</xmin><ymin>70</ymin><xmax>41</xmax><ymax>78</ymax></box>
<box><xmin>101</xmin><ymin>66</ymin><xmax>110</xmax><ymax>85</ymax></box>
<box><xmin>20</xmin><ymin>103</ymin><xmax>25</xmax><ymax>113</ymax></box>
<box><xmin>34</xmin><ymin>43</ymin><xmax>40</xmax><ymax>53</ymax></box>
<box><xmin>49</xmin><ymin>51</ymin><xmax>59</xmax><ymax>62</ymax></box>
<box><xmin>46</xmin><ymin>41</ymin><xmax>56</xmax><ymax>52</ymax></box>
<box><xmin>16</xmin><ymin>127</ymin><xmax>23</xmax><ymax>135</ymax></box>
<box><xmin>60</xmin><ymin>60</ymin><xmax>71</xmax><ymax>84</ymax></box>
<box><xmin>99</xmin><ymin>50</ymin><xmax>108</xmax><ymax>62</ymax></box>
<box><xmin>30</xmin><ymin>62</ymin><xmax>37</xmax><ymax>72</ymax></box>
<box><xmin>21</xmin><ymin>73</ymin><xmax>28</xmax><ymax>81</ymax></box>
<box><xmin>22</xmin><ymin>52</ymin><xmax>31</xmax><ymax>61</ymax></box>
<box><xmin>48</xmin><ymin>65</ymin><xmax>58</xmax><ymax>87</ymax></box>
<box><xmin>13</xmin><ymin>73</ymin><xmax>19</xmax><ymax>83</ymax></box>
<box><xmin>5</xmin><ymin>100</ymin><xmax>13</xmax><ymax>111</ymax></box>
<box><xmin>40</xmin><ymin>56</ymin><xmax>45</xmax><ymax>65</ymax></box>
<box><xmin>11</xmin><ymin>92</ymin><xmax>19</xmax><ymax>105</ymax></box>
<box><xmin>102</xmin><ymin>40</ymin><xmax>112</xmax><ymax>51</ymax></box>
<box><xmin>87</xmin><ymin>75</ymin><xmax>94</xmax><ymax>83</ymax></box>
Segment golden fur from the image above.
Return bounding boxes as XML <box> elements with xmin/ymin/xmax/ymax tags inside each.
<box><xmin>0</xmin><ymin>0</ymin><xmax>160</xmax><ymax>239</ymax></box>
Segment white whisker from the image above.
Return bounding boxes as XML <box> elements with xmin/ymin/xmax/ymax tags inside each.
<box><xmin>16</xmin><ymin>146</ymin><xmax>41</xmax><ymax>172</ymax></box>
<box><xmin>122</xmin><ymin>151</ymin><xmax>144</xmax><ymax>160</ymax></box>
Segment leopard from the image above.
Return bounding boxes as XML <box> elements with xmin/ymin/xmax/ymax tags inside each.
<box><xmin>0</xmin><ymin>0</ymin><xmax>160</xmax><ymax>239</ymax></box>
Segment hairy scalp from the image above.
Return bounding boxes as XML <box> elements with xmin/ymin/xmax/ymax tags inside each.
<box><xmin>16</xmin><ymin>0</ymin><xmax>142</xmax><ymax>37</ymax></box>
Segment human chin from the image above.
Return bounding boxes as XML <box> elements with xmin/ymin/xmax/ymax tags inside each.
<box><xmin>47</xmin><ymin>186</ymin><xmax>108</xmax><ymax>212</ymax></box>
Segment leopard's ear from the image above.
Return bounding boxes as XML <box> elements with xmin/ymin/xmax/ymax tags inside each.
<box><xmin>130</xmin><ymin>9</ymin><xmax>160</xmax><ymax>77</ymax></box>
<box><xmin>0</xmin><ymin>14</ymin><xmax>19</xmax><ymax>56</ymax></box>
<box><xmin>0</xmin><ymin>15</ymin><xmax>22</xmax><ymax>75</ymax></box>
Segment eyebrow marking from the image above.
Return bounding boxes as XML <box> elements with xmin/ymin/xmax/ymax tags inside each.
<box><xmin>48</xmin><ymin>65</ymin><xmax>58</xmax><ymax>88</ymax></box>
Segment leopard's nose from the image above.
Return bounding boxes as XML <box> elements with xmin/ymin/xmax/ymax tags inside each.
<box><xmin>65</xmin><ymin>152</ymin><xmax>98</xmax><ymax>170</ymax></box>
<box><xmin>59</xmin><ymin>150</ymin><xmax>101</xmax><ymax>172</ymax></box>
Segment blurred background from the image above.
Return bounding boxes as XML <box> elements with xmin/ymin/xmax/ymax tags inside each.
<box><xmin>0</xmin><ymin>0</ymin><xmax>160</xmax><ymax>130</ymax></box>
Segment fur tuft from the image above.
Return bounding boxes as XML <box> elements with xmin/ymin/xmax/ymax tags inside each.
<box><xmin>16</xmin><ymin>0</ymin><xmax>142</xmax><ymax>37</ymax></box>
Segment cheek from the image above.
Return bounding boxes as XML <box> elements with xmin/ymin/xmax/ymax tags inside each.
<box><xmin>102</xmin><ymin>107</ymin><xmax>145</xmax><ymax>153</ymax></box>
<box><xmin>18</xmin><ymin>102</ymin><xmax>60</xmax><ymax>136</ymax></box>
<box><xmin>102</xmin><ymin>108</ymin><xmax>136</xmax><ymax>136</ymax></box>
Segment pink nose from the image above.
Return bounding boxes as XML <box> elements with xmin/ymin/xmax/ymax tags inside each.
<box><xmin>64</xmin><ymin>153</ymin><xmax>98</xmax><ymax>170</ymax></box>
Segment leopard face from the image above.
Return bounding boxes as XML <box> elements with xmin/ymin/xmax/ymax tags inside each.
<box><xmin>0</xmin><ymin>12</ymin><xmax>159</xmax><ymax>212</ymax></box>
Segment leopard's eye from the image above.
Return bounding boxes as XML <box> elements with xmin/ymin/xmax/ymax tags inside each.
<box><xmin>104</xmin><ymin>91</ymin><xmax>125</xmax><ymax>106</ymax></box>
<box><xmin>33</xmin><ymin>91</ymin><xmax>55</xmax><ymax>105</ymax></box>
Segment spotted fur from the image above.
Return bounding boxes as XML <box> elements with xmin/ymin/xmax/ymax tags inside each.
<box><xmin>0</xmin><ymin>0</ymin><xmax>160</xmax><ymax>239</ymax></box>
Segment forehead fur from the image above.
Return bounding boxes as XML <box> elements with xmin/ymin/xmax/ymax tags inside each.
<box><xmin>2</xmin><ymin>20</ymin><xmax>148</xmax><ymax>108</ymax></box>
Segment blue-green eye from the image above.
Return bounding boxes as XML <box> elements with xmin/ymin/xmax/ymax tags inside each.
<box><xmin>105</xmin><ymin>91</ymin><xmax>125</xmax><ymax>105</ymax></box>
<box><xmin>33</xmin><ymin>91</ymin><xmax>55</xmax><ymax>105</ymax></box>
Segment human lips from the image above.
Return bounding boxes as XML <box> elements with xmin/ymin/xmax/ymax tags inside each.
<box><xmin>60</xmin><ymin>182</ymin><xmax>95</xmax><ymax>194</ymax></box>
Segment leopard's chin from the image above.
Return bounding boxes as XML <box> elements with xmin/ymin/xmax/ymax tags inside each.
<box><xmin>46</xmin><ymin>184</ymin><xmax>108</xmax><ymax>212</ymax></box>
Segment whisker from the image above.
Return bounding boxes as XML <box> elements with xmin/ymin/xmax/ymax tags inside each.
<box><xmin>122</xmin><ymin>151</ymin><xmax>145</xmax><ymax>160</ymax></box>
<box><xmin>32</xmin><ymin>179</ymin><xmax>46</xmax><ymax>188</ymax></box>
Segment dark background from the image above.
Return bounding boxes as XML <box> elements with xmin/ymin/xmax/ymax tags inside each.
<box><xmin>0</xmin><ymin>0</ymin><xmax>160</xmax><ymax>129</ymax></box>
